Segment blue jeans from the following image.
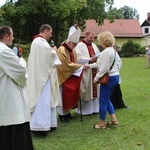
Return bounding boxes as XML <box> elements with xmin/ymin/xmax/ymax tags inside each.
<box><xmin>99</xmin><ymin>75</ymin><xmax>119</xmax><ymax>120</ymax></box>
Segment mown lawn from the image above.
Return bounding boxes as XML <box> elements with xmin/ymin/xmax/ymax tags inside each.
<box><xmin>32</xmin><ymin>57</ymin><xmax>150</xmax><ymax>150</ymax></box>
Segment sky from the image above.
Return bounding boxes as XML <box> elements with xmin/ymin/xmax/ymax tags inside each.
<box><xmin>0</xmin><ymin>0</ymin><xmax>150</xmax><ymax>24</ymax></box>
<box><xmin>0</xmin><ymin>0</ymin><xmax>6</xmax><ymax>7</ymax></box>
<box><xmin>113</xmin><ymin>0</ymin><xmax>150</xmax><ymax>24</ymax></box>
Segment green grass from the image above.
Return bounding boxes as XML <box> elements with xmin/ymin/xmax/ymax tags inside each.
<box><xmin>32</xmin><ymin>57</ymin><xmax>150</xmax><ymax>150</ymax></box>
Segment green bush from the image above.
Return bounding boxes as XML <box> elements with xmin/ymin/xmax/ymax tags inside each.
<box><xmin>134</xmin><ymin>42</ymin><xmax>142</xmax><ymax>54</ymax></box>
<box><xmin>19</xmin><ymin>44</ymin><xmax>31</xmax><ymax>58</ymax></box>
<box><xmin>140</xmin><ymin>46</ymin><xmax>146</xmax><ymax>54</ymax></box>
<box><xmin>120</xmin><ymin>40</ymin><xmax>146</xmax><ymax>57</ymax></box>
<box><xmin>120</xmin><ymin>39</ymin><xmax>135</xmax><ymax>57</ymax></box>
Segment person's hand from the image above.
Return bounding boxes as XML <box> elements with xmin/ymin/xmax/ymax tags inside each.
<box><xmin>83</xmin><ymin>64</ymin><xmax>90</xmax><ymax>71</ymax></box>
<box><xmin>93</xmin><ymin>80</ymin><xmax>97</xmax><ymax>84</ymax></box>
<box><xmin>89</xmin><ymin>57</ymin><xmax>97</xmax><ymax>63</ymax></box>
<box><xmin>53</xmin><ymin>46</ymin><xmax>57</xmax><ymax>51</ymax></box>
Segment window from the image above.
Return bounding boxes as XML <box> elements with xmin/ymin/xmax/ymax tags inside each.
<box><xmin>145</xmin><ymin>28</ymin><xmax>149</xmax><ymax>33</ymax></box>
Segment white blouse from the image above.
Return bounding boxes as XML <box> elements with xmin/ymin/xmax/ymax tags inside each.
<box><xmin>94</xmin><ymin>47</ymin><xmax>120</xmax><ymax>81</ymax></box>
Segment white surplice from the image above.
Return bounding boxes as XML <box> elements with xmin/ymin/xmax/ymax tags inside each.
<box><xmin>26</xmin><ymin>37</ymin><xmax>62</xmax><ymax>131</ymax></box>
<box><xmin>30</xmin><ymin>79</ymin><xmax>57</xmax><ymax>130</ymax></box>
<box><xmin>0</xmin><ymin>42</ymin><xmax>30</xmax><ymax>126</ymax></box>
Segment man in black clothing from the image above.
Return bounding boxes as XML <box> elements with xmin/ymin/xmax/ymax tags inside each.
<box><xmin>110</xmin><ymin>84</ymin><xmax>130</xmax><ymax>109</ymax></box>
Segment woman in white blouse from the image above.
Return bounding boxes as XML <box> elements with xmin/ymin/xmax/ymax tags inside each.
<box><xmin>93</xmin><ymin>31</ymin><xmax>119</xmax><ymax>129</ymax></box>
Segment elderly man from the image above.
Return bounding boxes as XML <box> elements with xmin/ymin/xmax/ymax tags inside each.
<box><xmin>57</xmin><ymin>26</ymin><xmax>89</xmax><ymax>122</ymax></box>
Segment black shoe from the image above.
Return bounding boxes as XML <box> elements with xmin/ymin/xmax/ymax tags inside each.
<box><xmin>123</xmin><ymin>105</ymin><xmax>131</xmax><ymax>109</ymax></box>
<box><xmin>66</xmin><ymin>113</ymin><xmax>73</xmax><ymax>119</ymax></box>
<box><xmin>31</xmin><ymin>131</ymin><xmax>48</xmax><ymax>136</ymax></box>
<box><xmin>59</xmin><ymin>115</ymin><xmax>69</xmax><ymax>123</ymax></box>
<box><xmin>50</xmin><ymin>127</ymin><xmax>57</xmax><ymax>131</ymax></box>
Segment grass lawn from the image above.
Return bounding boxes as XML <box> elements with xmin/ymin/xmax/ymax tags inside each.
<box><xmin>32</xmin><ymin>57</ymin><xmax>150</xmax><ymax>150</ymax></box>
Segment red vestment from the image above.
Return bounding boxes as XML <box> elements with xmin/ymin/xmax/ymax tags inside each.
<box><xmin>57</xmin><ymin>42</ymin><xmax>82</xmax><ymax>111</ymax></box>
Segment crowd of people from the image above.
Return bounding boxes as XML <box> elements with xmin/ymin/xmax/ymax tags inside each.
<box><xmin>0</xmin><ymin>24</ymin><xmax>130</xmax><ymax>150</ymax></box>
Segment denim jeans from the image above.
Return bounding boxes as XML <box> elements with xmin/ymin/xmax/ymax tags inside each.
<box><xmin>99</xmin><ymin>75</ymin><xmax>119</xmax><ymax>120</ymax></box>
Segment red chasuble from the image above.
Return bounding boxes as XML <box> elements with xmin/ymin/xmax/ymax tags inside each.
<box><xmin>61</xmin><ymin>43</ymin><xmax>82</xmax><ymax>111</ymax></box>
<box><xmin>82</xmin><ymin>39</ymin><xmax>97</xmax><ymax>98</ymax></box>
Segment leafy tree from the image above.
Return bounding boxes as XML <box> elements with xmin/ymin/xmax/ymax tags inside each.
<box><xmin>118</xmin><ymin>5</ymin><xmax>139</xmax><ymax>19</ymax></box>
<box><xmin>0</xmin><ymin>0</ymin><xmax>114</xmax><ymax>46</ymax></box>
<box><xmin>107</xmin><ymin>5</ymin><xmax>139</xmax><ymax>21</ymax></box>
<box><xmin>107</xmin><ymin>8</ymin><xmax>124</xmax><ymax>21</ymax></box>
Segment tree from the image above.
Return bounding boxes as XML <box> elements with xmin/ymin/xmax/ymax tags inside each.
<box><xmin>118</xmin><ymin>5</ymin><xmax>139</xmax><ymax>19</ymax></box>
<box><xmin>0</xmin><ymin>0</ymin><xmax>114</xmax><ymax>46</ymax></box>
<box><xmin>107</xmin><ymin>5</ymin><xmax>139</xmax><ymax>21</ymax></box>
<box><xmin>106</xmin><ymin>8</ymin><xmax>124</xmax><ymax>21</ymax></box>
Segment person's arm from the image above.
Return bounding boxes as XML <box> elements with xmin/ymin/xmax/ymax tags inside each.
<box><xmin>145</xmin><ymin>47</ymin><xmax>149</xmax><ymax>51</ymax></box>
<box><xmin>94</xmin><ymin>51</ymin><xmax>109</xmax><ymax>82</ymax></box>
<box><xmin>13</xmin><ymin>47</ymin><xmax>18</xmax><ymax>55</ymax></box>
<box><xmin>75</xmin><ymin>43</ymin><xmax>91</xmax><ymax>64</ymax></box>
<box><xmin>0</xmin><ymin>49</ymin><xmax>27</xmax><ymax>87</ymax></box>
<box><xmin>116</xmin><ymin>52</ymin><xmax>122</xmax><ymax>70</ymax></box>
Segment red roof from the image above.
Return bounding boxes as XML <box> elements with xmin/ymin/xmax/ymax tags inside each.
<box><xmin>81</xmin><ymin>19</ymin><xmax>143</xmax><ymax>38</ymax></box>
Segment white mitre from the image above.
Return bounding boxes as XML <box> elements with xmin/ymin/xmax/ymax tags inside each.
<box><xmin>67</xmin><ymin>26</ymin><xmax>81</xmax><ymax>43</ymax></box>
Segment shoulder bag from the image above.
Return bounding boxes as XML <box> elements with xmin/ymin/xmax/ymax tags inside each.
<box><xmin>97</xmin><ymin>51</ymin><xmax>116</xmax><ymax>85</ymax></box>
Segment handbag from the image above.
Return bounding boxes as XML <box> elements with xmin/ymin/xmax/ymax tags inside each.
<box><xmin>97</xmin><ymin>73</ymin><xmax>109</xmax><ymax>84</ymax></box>
<box><xmin>97</xmin><ymin>50</ymin><xmax>116</xmax><ymax>85</ymax></box>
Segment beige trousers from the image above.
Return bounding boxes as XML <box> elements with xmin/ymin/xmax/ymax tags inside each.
<box><xmin>146</xmin><ymin>54</ymin><xmax>150</xmax><ymax>68</ymax></box>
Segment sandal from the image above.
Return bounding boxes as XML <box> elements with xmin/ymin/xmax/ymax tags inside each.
<box><xmin>106</xmin><ymin>120</ymin><xmax>118</xmax><ymax>125</ymax></box>
<box><xmin>92</xmin><ymin>124</ymin><xmax>106</xmax><ymax>129</ymax></box>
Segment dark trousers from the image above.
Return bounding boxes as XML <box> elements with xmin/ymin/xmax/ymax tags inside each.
<box><xmin>110</xmin><ymin>84</ymin><xmax>126</xmax><ymax>109</ymax></box>
<box><xmin>0</xmin><ymin>122</ymin><xmax>34</xmax><ymax>150</ymax></box>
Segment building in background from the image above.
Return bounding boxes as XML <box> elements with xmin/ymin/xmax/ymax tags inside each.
<box><xmin>141</xmin><ymin>13</ymin><xmax>150</xmax><ymax>44</ymax></box>
<box><xmin>81</xmin><ymin>19</ymin><xmax>146</xmax><ymax>47</ymax></box>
